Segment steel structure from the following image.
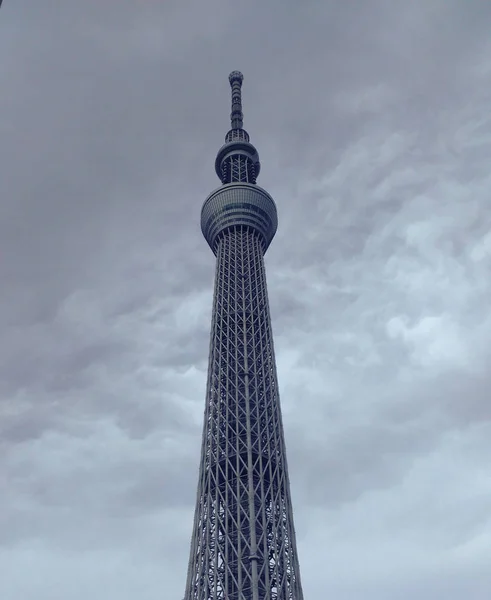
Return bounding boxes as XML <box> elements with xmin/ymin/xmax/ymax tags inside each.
<box><xmin>184</xmin><ymin>72</ymin><xmax>304</xmax><ymax>600</ymax></box>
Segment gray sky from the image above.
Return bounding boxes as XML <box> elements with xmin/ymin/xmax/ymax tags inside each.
<box><xmin>1</xmin><ymin>1</ymin><xmax>491</xmax><ymax>598</ymax></box>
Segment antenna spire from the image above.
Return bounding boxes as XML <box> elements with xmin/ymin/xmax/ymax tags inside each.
<box><xmin>228</xmin><ymin>71</ymin><xmax>244</xmax><ymax>129</ymax></box>
<box><xmin>216</xmin><ymin>71</ymin><xmax>260</xmax><ymax>183</ymax></box>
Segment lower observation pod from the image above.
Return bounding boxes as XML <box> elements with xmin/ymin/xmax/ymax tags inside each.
<box><xmin>201</xmin><ymin>183</ymin><xmax>278</xmax><ymax>254</ymax></box>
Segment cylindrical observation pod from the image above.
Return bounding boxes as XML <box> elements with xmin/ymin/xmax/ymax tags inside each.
<box><xmin>201</xmin><ymin>182</ymin><xmax>278</xmax><ymax>254</ymax></box>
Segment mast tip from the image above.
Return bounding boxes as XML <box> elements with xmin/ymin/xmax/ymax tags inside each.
<box><xmin>228</xmin><ymin>71</ymin><xmax>244</xmax><ymax>85</ymax></box>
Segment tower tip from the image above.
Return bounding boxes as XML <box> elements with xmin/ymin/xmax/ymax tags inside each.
<box><xmin>228</xmin><ymin>71</ymin><xmax>244</xmax><ymax>85</ymax></box>
<box><xmin>228</xmin><ymin>71</ymin><xmax>244</xmax><ymax>130</ymax></box>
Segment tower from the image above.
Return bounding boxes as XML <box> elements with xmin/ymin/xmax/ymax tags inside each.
<box><xmin>184</xmin><ymin>72</ymin><xmax>304</xmax><ymax>600</ymax></box>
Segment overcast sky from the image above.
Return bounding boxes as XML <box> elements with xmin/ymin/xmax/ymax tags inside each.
<box><xmin>1</xmin><ymin>1</ymin><xmax>491</xmax><ymax>599</ymax></box>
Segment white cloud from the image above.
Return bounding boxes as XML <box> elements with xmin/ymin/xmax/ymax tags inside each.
<box><xmin>386</xmin><ymin>314</ymin><xmax>469</xmax><ymax>368</ymax></box>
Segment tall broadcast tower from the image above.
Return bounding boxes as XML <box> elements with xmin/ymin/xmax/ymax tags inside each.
<box><xmin>184</xmin><ymin>72</ymin><xmax>304</xmax><ymax>600</ymax></box>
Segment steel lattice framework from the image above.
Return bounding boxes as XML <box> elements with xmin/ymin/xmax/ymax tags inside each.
<box><xmin>183</xmin><ymin>72</ymin><xmax>304</xmax><ymax>600</ymax></box>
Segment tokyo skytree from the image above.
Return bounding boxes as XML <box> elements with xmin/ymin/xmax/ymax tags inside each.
<box><xmin>183</xmin><ymin>71</ymin><xmax>304</xmax><ymax>600</ymax></box>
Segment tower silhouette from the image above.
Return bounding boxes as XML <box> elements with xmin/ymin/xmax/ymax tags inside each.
<box><xmin>184</xmin><ymin>72</ymin><xmax>304</xmax><ymax>600</ymax></box>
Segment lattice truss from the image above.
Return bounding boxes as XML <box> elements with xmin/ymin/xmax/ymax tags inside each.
<box><xmin>184</xmin><ymin>227</ymin><xmax>304</xmax><ymax>600</ymax></box>
<box><xmin>221</xmin><ymin>153</ymin><xmax>257</xmax><ymax>185</ymax></box>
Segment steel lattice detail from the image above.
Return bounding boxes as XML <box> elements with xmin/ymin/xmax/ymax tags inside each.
<box><xmin>184</xmin><ymin>227</ymin><xmax>304</xmax><ymax>600</ymax></box>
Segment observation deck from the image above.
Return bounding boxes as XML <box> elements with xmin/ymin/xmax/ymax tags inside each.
<box><xmin>201</xmin><ymin>183</ymin><xmax>277</xmax><ymax>254</ymax></box>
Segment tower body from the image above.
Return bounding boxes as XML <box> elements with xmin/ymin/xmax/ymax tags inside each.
<box><xmin>184</xmin><ymin>72</ymin><xmax>304</xmax><ymax>600</ymax></box>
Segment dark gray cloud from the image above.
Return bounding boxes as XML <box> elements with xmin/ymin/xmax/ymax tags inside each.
<box><xmin>1</xmin><ymin>1</ymin><xmax>490</xmax><ymax>598</ymax></box>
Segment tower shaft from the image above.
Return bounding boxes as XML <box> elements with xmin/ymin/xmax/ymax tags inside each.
<box><xmin>184</xmin><ymin>72</ymin><xmax>304</xmax><ymax>600</ymax></box>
